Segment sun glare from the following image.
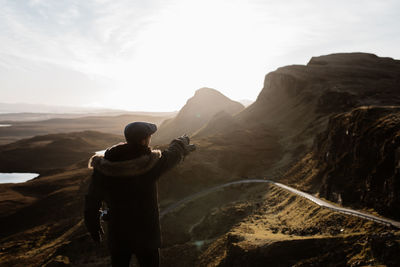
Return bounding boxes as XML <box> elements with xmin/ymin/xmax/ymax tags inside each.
<box><xmin>104</xmin><ymin>0</ymin><xmax>278</xmax><ymax>111</ymax></box>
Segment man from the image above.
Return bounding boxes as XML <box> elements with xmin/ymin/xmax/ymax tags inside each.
<box><xmin>84</xmin><ymin>122</ymin><xmax>195</xmax><ymax>267</ymax></box>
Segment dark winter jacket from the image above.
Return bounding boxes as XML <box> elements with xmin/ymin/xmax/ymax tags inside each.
<box><xmin>84</xmin><ymin>140</ymin><xmax>187</xmax><ymax>250</ymax></box>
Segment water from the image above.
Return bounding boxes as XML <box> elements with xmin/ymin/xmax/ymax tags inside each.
<box><xmin>0</xmin><ymin>173</ymin><xmax>39</xmax><ymax>183</ymax></box>
<box><xmin>0</xmin><ymin>124</ymin><xmax>11</xmax><ymax>127</ymax></box>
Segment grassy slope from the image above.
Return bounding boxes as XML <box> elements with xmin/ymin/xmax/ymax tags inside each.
<box><xmin>163</xmin><ymin>185</ymin><xmax>398</xmax><ymax>267</ymax></box>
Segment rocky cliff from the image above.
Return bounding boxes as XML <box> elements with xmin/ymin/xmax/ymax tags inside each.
<box><xmin>237</xmin><ymin>53</ymin><xmax>400</xmax><ymax>162</ymax></box>
<box><xmin>285</xmin><ymin>106</ymin><xmax>400</xmax><ymax>220</ymax></box>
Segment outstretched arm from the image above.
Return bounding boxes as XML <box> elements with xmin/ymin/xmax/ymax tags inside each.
<box><xmin>155</xmin><ymin>135</ymin><xmax>196</xmax><ymax>176</ymax></box>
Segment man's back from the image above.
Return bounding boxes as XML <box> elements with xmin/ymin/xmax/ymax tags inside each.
<box><xmin>85</xmin><ymin>141</ymin><xmax>186</xmax><ymax>248</ymax></box>
<box><xmin>84</xmin><ymin>136</ymin><xmax>194</xmax><ymax>266</ymax></box>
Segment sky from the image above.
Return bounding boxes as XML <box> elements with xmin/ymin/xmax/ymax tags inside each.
<box><xmin>1</xmin><ymin>0</ymin><xmax>399</xmax><ymax>111</ymax></box>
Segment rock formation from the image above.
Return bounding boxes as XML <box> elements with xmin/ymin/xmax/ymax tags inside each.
<box><xmin>285</xmin><ymin>106</ymin><xmax>400</xmax><ymax>219</ymax></box>
<box><xmin>152</xmin><ymin>88</ymin><xmax>244</xmax><ymax>144</ymax></box>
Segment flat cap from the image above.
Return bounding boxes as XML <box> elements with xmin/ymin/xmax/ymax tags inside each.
<box><xmin>124</xmin><ymin>122</ymin><xmax>157</xmax><ymax>144</ymax></box>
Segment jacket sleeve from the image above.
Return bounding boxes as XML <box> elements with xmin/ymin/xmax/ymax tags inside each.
<box><xmin>84</xmin><ymin>170</ymin><xmax>104</xmax><ymax>243</ymax></box>
<box><xmin>154</xmin><ymin>139</ymin><xmax>188</xmax><ymax>176</ymax></box>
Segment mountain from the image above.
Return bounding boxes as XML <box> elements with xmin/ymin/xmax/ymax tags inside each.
<box><xmin>241</xmin><ymin>52</ymin><xmax>400</xmax><ymax>130</ymax></box>
<box><xmin>152</xmin><ymin>88</ymin><xmax>244</xmax><ymax>144</ymax></box>
<box><xmin>233</xmin><ymin>53</ymin><xmax>400</xmax><ymax>162</ymax></box>
<box><xmin>157</xmin><ymin>52</ymin><xmax>400</xmax><ymax>204</ymax></box>
<box><xmin>226</xmin><ymin>52</ymin><xmax>400</xmax><ymax>217</ymax></box>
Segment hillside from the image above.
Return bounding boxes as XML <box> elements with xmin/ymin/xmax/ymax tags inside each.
<box><xmin>0</xmin><ymin>131</ymin><xmax>123</xmax><ymax>174</ymax></box>
<box><xmin>283</xmin><ymin>106</ymin><xmax>400</xmax><ymax>220</ymax></box>
<box><xmin>152</xmin><ymin>88</ymin><xmax>244</xmax><ymax>144</ymax></box>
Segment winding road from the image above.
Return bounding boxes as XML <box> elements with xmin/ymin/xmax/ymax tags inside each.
<box><xmin>160</xmin><ymin>179</ymin><xmax>400</xmax><ymax>229</ymax></box>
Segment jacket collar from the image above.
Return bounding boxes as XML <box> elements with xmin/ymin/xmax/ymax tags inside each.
<box><xmin>88</xmin><ymin>150</ymin><xmax>161</xmax><ymax>177</ymax></box>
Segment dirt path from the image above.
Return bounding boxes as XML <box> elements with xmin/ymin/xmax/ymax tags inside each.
<box><xmin>161</xmin><ymin>179</ymin><xmax>400</xmax><ymax>229</ymax></box>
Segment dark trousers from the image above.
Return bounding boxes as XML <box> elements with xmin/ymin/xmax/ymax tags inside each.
<box><xmin>111</xmin><ymin>248</ymin><xmax>160</xmax><ymax>267</ymax></box>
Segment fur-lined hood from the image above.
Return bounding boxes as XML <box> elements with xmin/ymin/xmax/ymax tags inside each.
<box><xmin>88</xmin><ymin>150</ymin><xmax>162</xmax><ymax>177</ymax></box>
